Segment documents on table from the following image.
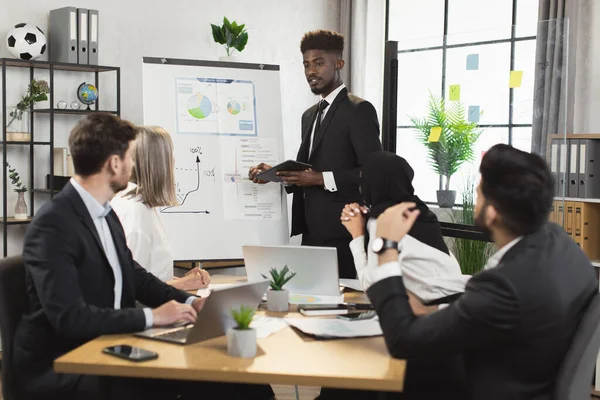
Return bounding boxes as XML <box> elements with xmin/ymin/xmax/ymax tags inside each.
<box><xmin>250</xmin><ymin>316</ymin><xmax>288</xmax><ymax>338</ymax></box>
<box><xmin>284</xmin><ymin>317</ymin><xmax>382</xmax><ymax>339</ymax></box>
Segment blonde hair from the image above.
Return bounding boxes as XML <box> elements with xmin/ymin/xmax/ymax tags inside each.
<box><xmin>126</xmin><ymin>126</ymin><xmax>178</xmax><ymax>208</ymax></box>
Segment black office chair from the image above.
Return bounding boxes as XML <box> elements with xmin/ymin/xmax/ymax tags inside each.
<box><xmin>554</xmin><ymin>292</ymin><xmax>600</xmax><ymax>400</ymax></box>
<box><xmin>0</xmin><ymin>256</ymin><xmax>26</xmax><ymax>400</ymax></box>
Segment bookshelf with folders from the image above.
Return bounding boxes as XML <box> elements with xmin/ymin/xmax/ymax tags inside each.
<box><xmin>548</xmin><ymin>133</ymin><xmax>600</xmax><ymax>261</ymax></box>
<box><xmin>1</xmin><ymin>58</ymin><xmax>120</xmax><ymax>257</ymax></box>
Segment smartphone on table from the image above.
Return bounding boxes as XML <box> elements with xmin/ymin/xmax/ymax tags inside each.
<box><xmin>336</xmin><ymin>311</ymin><xmax>377</xmax><ymax>321</ymax></box>
<box><xmin>102</xmin><ymin>345</ymin><xmax>158</xmax><ymax>362</ymax></box>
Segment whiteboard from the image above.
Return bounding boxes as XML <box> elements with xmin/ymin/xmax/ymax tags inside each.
<box><xmin>142</xmin><ymin>57</ymin><xmax>289</xmax><ymax>261</ymax></box>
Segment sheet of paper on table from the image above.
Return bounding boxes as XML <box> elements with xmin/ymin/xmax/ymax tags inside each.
<box><xmin>284</xmin><ymin>317</ymin><xmax>382</xmax><ymax>338</ymax></box>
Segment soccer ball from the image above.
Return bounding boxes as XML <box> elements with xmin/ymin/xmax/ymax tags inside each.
<box><xmin>6</xmin><ymin>23</ymin><xmax>47</xmax><ymax>61</ymax></box>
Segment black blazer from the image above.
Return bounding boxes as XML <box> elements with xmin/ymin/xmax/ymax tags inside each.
<box><xmin>368</xmin><ymin>223</ymin><xmax>598</xmax><ymax>400</ymax></box>
<box><xmin>290</xmin><ymin>88</ymin><xmax>382</xmax><ymax>240</ymax></box>
<box><xmin>13</xmin><ymin>182</ymin><xmax>190</xmax><ymax>398</ymax></box>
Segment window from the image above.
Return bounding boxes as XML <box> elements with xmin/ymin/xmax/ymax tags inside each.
<box><xmin>387</xmin><ymin>0</ymin><xmax>539</xmax><ymax>205</ymax></box>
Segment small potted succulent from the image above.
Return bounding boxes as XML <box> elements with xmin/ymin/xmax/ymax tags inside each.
<box><xmin>227</xmin><ymin>305</ymin><xmax>257</xmax><ymax>358</ymax></box>
<box><xmin>210</xmin><ymin>17</ymin><xmax>248</xmax><ymax>61</ymax></box>
<box><xmin>262</xmin><ymin>265</ymin><xmax>296</xmax><ymax>312</ymax></box>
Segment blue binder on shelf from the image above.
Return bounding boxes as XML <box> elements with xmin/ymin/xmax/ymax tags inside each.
<box><xmin>77</xmin><ymin>8</ymin><xmax>89</xmax><ymax>64</ymax></box>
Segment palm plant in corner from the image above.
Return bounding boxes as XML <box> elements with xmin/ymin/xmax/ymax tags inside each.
<box><xmin>227</xmin><ymin>305</ymin><xmax>257</xmax><ymax>358</ymax></box>
<box><xmin>211</xmin><ymin>17</ymin><xmax>248</xmax><ymax>61</ymax></box>
<box><xmin>262</xmin><ymin>265</ymin><xmax>296</xmax><ymax>312</ymax></box>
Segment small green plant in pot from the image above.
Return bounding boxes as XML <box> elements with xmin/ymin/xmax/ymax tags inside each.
<box><xmin>262</xmin><ymin>265</ymin><xmax>296</xmax><ymax>312</ymax></box>
<box><xmin>211</xmin><ymin>17</ymin><xmax>248</xmax><ymax>60</ymax></box>
<box><xmin>227</xmin><ymin>305</ymin><xmax>257</xmax><ymax>358</ymax></box>
<box><xmin>409</xmin><ymin>92</ymin><xmax>482</xmax><ymax>208</ymax></box>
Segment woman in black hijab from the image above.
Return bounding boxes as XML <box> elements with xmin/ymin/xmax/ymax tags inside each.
<box><xmin>341</xmin><ymin>151</ymin><xmax>468</xmax><ymax>304</ymax></box>
<box><xmin>335</xmin><ymin>151</ymin><xmax>468</xmax><ymax>400</ymax></box>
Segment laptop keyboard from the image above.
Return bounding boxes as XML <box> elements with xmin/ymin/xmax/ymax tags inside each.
<box><xmin>153</xmin><ymin>326</ymin><xmax>193</xmax><ymax>341</ymax></box>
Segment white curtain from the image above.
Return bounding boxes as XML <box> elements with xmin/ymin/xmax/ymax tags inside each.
<box><xmin>339</xmin><ymin>0</ymin><xmax>386</xmax><ymax>125</ymax></box>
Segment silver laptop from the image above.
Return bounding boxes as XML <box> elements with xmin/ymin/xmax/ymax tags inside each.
<box><xmin>134</xmin><ymin>280</ymin><xmax>269</xmax><ymax>345</ymax></box>
<box><xmin>243</xmin><ymin>245</ymin><xmax>340</xmax><ymax>296</ymax></box>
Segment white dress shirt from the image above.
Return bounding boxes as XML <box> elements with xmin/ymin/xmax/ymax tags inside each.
<box><xmin>309</xmin><ymin>83</ymin><xmax>347</xmax><ymax>192</ymax></box>
<box><xmin>70</xmin><ymin>178</ymin><xmax>153</xmax><ymax>328</ymax></box>
<box><xmin>483</xmin><ymin>236</ymin><xmax>523</xmax><ymax>270</ymax></box>
<box><xmin>111</xmin><ymin>182</ymin><xmax>174</xmax><ymax>282</ymax></box>
<box><xmin>351</xmin><ymin>219</ymin><xmax>471</xmax><ymax>302</ymax></box>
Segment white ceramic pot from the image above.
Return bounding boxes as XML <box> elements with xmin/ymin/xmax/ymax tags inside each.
<box><xmin>227</xmin><ymin>327</ymin><xmax>257</xmax><ymax>358</ymax></box>
<box><xmin>219</xmin><ymin>55</ymin><xmax>238</xmax><ymax>62</ymax></box>
<box><xmin>267</xmin><ymin>289</ymin><xmax>289</xmax><ymax>312</ymax></box>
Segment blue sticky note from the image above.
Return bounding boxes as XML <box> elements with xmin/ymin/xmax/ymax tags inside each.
<box><xmin>466</xmin><ymin>54</ymin><xmax>479</xmax><ymax>71</ymax></box>
<box><xmin>468</xmin><ymin>106</ymin><xmax>480</xmax><ymax>123</ymax></box>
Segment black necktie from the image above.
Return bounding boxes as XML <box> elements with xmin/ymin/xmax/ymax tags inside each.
<box><xmin>312</xmin><ymin>99</ymin><xmax>329</xmax><ymax>151</ymax></box>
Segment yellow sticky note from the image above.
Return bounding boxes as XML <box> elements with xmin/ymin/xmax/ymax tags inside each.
<box><xmin>509</xmin><ymin>70</ymin><xmax>523</xmax><ymax>88</ymax></box>
<box><xmin>429</xmin><ymin>127</ymin><xmax>442</xmax><ymax>143</ymax></box>
<box><xmin>449</xmin><ymin>85</ymin><xmax>460</xmax><ymax>101</ymax></box>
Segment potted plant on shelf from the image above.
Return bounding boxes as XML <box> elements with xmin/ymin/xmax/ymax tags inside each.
<box><xmin>227</xmin><ymin>305</ymin><xmax>257</xmax><ymax>358</ymax></box>
<box><xmin>409</xmin><ymin>93</ymin><xmax>481</xmax><ymax>208</ymax></box>
<box><xmin>262</xmin><ymin>265</ymin><xmax>296</xmax><ymax>312</ymax></box>
<box><xmin>7</xmin><ymin>162</ymin><xmax>28</xmax><ymax>220</ymax></box>
<box><xmin>210</xmin><ymin>17</ymin><xmax>248</xmax><ymax>61</ymax></box>
<box><xmin>6</xmin><ymin>79</ymin><xmax>50</xmax><ymax>142</ymax></box>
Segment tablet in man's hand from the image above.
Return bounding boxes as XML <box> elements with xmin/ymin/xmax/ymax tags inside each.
<box><xmin>255</xmin><ymin>160</ymin><xmax>312</xmax><ymax>183</ymax></box>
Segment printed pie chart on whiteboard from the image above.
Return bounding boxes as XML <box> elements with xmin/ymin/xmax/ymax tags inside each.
<box><xmin>187</xmin><ymin>93</ymin><xmax>213</xmax><ymax>119</ymax></box>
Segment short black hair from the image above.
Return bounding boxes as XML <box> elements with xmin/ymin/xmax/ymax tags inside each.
<box><xmin>300</xmin><ymin>30</ymin><xmax>344</xmax><ymax>55</ymax></box>
<box><xmin>480</xmin><ymin>144</ymin><xmax>553</xmax><ymax>236</ymax></box>
<box><xmin>68</xmin><ymin>113</ymin><xmax>137</xmax><ymax>177</ymax></box>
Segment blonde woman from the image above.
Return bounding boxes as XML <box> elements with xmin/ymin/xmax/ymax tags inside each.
<box><xmin>112</xmin><ymin>126</ymin><xmax>210</xmax><ymax>290</ymax></box>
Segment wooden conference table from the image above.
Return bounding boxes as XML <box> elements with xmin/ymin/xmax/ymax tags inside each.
<box><xmin>54</xmin><ymin>275</ymin><xmax>406</xmax><ymax>392</ymax></box>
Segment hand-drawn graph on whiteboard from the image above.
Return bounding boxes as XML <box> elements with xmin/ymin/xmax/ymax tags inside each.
<box><xmin>175</xmin><ymin>77</ymin><xmax>257</xmax><ymax>136</ymax></box>
<box><xmin>160</xmin><ymin>150</ymin><xmax>216</xmax><ymax>215</ymax></box>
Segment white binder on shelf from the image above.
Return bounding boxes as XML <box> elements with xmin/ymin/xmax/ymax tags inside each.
<box><xmin>77</xmin><ymin>8</ymin><xmax>89</xmax><ymax>64</ymax></box>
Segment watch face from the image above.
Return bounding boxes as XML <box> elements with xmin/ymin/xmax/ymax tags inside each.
<box><xmin>372</xmin><ymin>237</ymin><xmax>384</xmax><ymax>253</ymax></box>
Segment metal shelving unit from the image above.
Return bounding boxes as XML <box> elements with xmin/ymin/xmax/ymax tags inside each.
<box><xmin>1</xmin><ymin>58</ymin><xmax>120</xmax><ymax>256</ymax></box>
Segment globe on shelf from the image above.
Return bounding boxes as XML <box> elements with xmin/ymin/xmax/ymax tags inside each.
<box><xmin>77</xmin><ymin>83</ymin><xmax>98</xmax><ymax>110</ymax></box>
<box><xmin>6</xmin><ymin>23</ymin><xmax>47</xmax><ymax>61</ymax></box>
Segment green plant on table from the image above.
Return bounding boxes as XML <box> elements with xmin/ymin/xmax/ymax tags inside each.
<box><xmin>231</xmin><ymin>305</ymin><xmax>256</xmax><ymax>330</ymax></box>
<box><xmin>261</xmin><ymin>265</ymin><xmax>296</xmax><ymax>291</ymax></box>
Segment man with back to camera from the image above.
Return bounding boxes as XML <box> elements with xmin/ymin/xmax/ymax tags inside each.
<box><xmin>249</xmin><ymin>30</ymin><xmax>382</xmax><ymax>279</ymax></box>
<box><xmin>12</xmin><ymin>113</ymin><xmax>274</xmax><ymax>400</ymax></box>
<box><xmin>367</xmin><ymin>144</ymin><xmax>598</xmax><ymax>400</ymax></box>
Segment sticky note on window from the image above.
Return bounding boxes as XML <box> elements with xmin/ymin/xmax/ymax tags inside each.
<box><xmin>468</xmin><ymin>105</ymin><xmax>480</xmax><ymax>123</ymax></box>
<box><xmin>509</xmin><ymin>70</ymin><xmax>523</xmax><ymax>88</ymax></box>
<box><xmin>429</xmin><ymin>127</ymin><xmax>442</xmax><ymax>142</ymax></box>
<box><xmin>449</xmin><ymin>84</ymin><xmax>460</xmax><ymax>101</ymax></box>
<box><xmin>466</xmin><ymin>54</ymin><xmax>479</xmax><ymax>70</ymax></box>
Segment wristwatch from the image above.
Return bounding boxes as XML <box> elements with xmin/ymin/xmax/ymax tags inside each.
<box><xmin>371</xmin><ymin>237</ymin><xmax>400</xmax><ymax>254</ymax></box>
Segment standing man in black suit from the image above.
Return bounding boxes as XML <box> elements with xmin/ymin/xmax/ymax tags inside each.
<box><xmin>13</xmin><ymin>113</ymin><xmax>274</xmax><ymax>400</ymax></box>
<box><xmin>249</xmin><ymin>30</ymin><xmax>382</xmax><ymax>278</ymax></box>
<box><xmin>368</xmin><ymin>144</ymin><xmax>598</xmax><ymax>400</ymax></box>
